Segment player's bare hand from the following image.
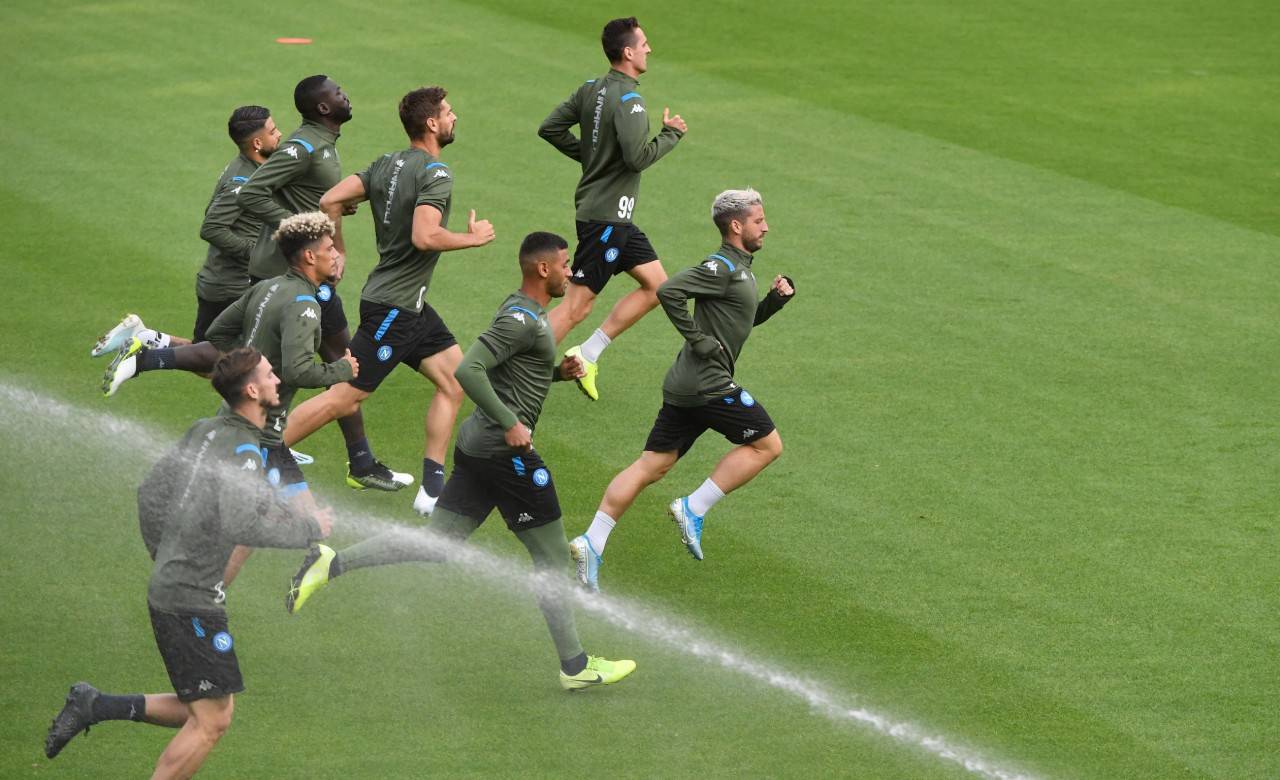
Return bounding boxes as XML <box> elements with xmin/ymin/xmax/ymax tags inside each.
<box><xmin>505</xmin><ymin>421</ymin><xmax>533</xmax><ymax>452</ymax></box>
<box><xmin>341</xmin><ymin>202</ymin><xmax>359</xmax><ymax>216</ymax></box>
<box><xmin>772</xmin><ymin>274</ymin><xmax>795</xmax><ymax>297</ymax></box>
<box><xmin>312</xmin><ymin>508</ymin><xmax>334</xmax><ymax>538</ymax></box>
<box><xmin>342</xmin><ymin>349</ymin><xmax>359</xmax><ymax>378</ymax></box>
<box><xmin>663</xmin><ymin>108</ymin><xmax>687</xmax><ymax>133</ymax></box>
<box><xmin>469</xmin><ymin>209</ymin><xmax>496</xmax><ymax>246</ymax></box>
<box><xmin>559</xmin><ymin>355</ymin><xmax>585</xmax><ymax>380</ymax></box>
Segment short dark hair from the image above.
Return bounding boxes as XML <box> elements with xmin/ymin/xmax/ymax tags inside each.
<box><xmin>294</xmin><ymin>74</ymin><xmax>330</xmax><ymax>117</ymax></box>
<box><xmin>273</xmin><ymin>212</ymin><xmax>334</xmax><ymax>265</ymax></box>
<box><xmin>601</xmin><ymin>17</ymin><xmax>640</xmax><ymax>63</ymax></box>
<box><xmin>227</xmin><ymin>105</ymin><xmax>271</xmax><ymax>148</ymax></box>
<box><xmin>211</xmin><ymin>347</ymin><xmax>265</xmax><ymax>404</ymax></box>
<box><xmin>518</xmin><ymin>231</ymin><xmax>568</xmax><ymax>267</ymax></box>
<box><xmin>399</xmin><ymin>87</ymin><xmax>448</xmax><ymax>140</ymax></box>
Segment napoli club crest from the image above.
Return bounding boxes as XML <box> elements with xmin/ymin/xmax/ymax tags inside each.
<box><xmin>317</xmin><ymin>284</ymin><xmax>332</xmax><ymax>302</ymax></box>
<box><xmin>532</xmin><ymin>468</ymin><xmax>550</xmax><ymax>487</ymax></box>
<box><xmin>212</xmin><ymin>631</ymin><xmax>234</xmax><ymax>653</ymax></box>
<box><xmin>604</xmin><ymin>248</ymin><xmax>620</xmax><ymax>263</ymax></box>
<box><xmin>377</xmin><ymin>345</ymin><xmax>393</xmax><ymax>362</ymax></box>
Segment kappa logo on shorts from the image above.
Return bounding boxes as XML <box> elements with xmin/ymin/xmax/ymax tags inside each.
<box><xmin>377</xmin><ymin>345</ymin><xmax>393</xmax><ymax>362</ymax></box>
<box><xmin>317</xmin><ymin>285</ymin><xmax>332</xmax><ymax>302</ymax></box>
<box><xmin>740</xmin><ymin>390</ymin><xmax>756</xmax><ymax>407</ymax></box>
<box><xmin>212</xmin><ymin>631</ymin><xmax>234</xmax><ymax>653</ymax></box>
<box><xmin>532</xmin><ymin>467</ymin><xmax>550</xmax><ymax>487</ymax></box>
<box><xmin>198</xmin><ymin>680</ymin><xmax>214</xmax><ymax>692</ymax></box>
<box><xmin>742</xmin><ymin>429</ymin><xmax>758</xmax><ymax>439</ymax></box>
<box><xmin>516</xmin><ymin>512</ymin><xmax>535</xmax><ymax>524</ymax></box>
<box><xmin>605</xmin><ymin>247</ymin><xmax>620</xmax><ymax>263</ymax></box>
<box><xmin>574</xmin><ymin>270</ymin><xmax>585</xmax><ymax>278</ymax></box>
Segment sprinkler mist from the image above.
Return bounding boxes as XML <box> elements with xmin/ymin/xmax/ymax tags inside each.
<box><xmin>1</xmin><ymin>380</ymin><xmax>1038</xmax><ymax>780</ymax></box>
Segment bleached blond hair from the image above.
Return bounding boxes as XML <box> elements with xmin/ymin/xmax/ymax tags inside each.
<box><xmin>272</xmin><ymin>211</ymin><xmax>335</xmax><ymax>263</ymax></box>
<box><xmin>711</xmin><ymin>188</ymin><xmax>763</xmax><ymax>235</ymax></box>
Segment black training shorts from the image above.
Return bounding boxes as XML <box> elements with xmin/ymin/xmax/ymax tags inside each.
<box><xmin>193</xmin><ymin>296</ymin><xmax>235</xmax><ymax>344</ymax></box>
<box><xmin>571</xmin><ymin>220</ymin><xmax>659</xmax><ymax>294</ymax></box>
<box><xmin>643</xmin><ymin>386</ymin><xmax>776</xmax><ymax>458</ymax></box>
<box><xmin>436</xmin><ymin>447</ymin><xmax>561</xmax><ymax>532</ymax></box>
<box><xmin>149</xmin><ymin>606</ymin><xmax>244</xmax><ymax>702</ymax></box>
<box><xmin>347</xmin><ymin>301</ymin><xmax>457</xmax><ymax>392</ymax></box>
<box><xmin>263</xmin><ymin>444</ymin><xmax>307</xmax><ymax>498</ymax></box>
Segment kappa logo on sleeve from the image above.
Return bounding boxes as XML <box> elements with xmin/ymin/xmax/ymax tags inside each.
<box><xmin>509</xmin><ymin>311</ymin><xmax>525</xmax><ymax>323</ymax></box>
<box><xmin>283</xmin><ymin>146</ymin><xmax>299</xmax><ymax>159</ymax></box>
<box><xmin>630</xmin><ymin>104</ymin><xmax>646</xmax><ymax>114</ymax></box>
<box><xmin>703</xmin><ymin>260</ymin><xmax>719</xmax><ymax>274</ymax></box>
<box><xmin>433</xmin><ymin>169</ymin><xmax>450</xmax><ymax>179</ymax></box>
<box><xmin>242</xmin><ymin>458</ymin><xmax>259</xmax><ymax>470</ymax></box>
<box><xmin>323</xmin><ymin>149</ymin><xmax>331</xmax><ymax>159</ymax></box>
<box><xmin>300</xmin><ymin>307</ymin><xmax>319</xmax><ymax>320</ymax></box>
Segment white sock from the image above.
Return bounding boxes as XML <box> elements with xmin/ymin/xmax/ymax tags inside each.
<box><xmin>687</xmin><ymin>478</ymin><xmax>725</xmax><ymax>518</ymax></box>
<box><xmin>579</xmin><ymin>328</ymin><xmax>612</xmax><ymax>364</ymax></box>
<box><xmin>138</xmin><ymin>329</ymin><xmax>170</xmax><ymax>349</ymax></box>
<box><xmin>584</xmin><ymin>511</ymin><xmax>616</xmax><ymax>554</ymax></box>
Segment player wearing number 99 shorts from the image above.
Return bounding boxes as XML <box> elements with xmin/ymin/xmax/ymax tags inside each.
<box><xmin>538</xmin><ymin>16</ymin><xmax>688</xmax><ymax>401</ymax></box>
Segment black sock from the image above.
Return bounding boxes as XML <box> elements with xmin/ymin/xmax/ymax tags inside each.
<box><xmin>138</xmin><ymin>348</ymin><xmax>176</xmax><ymax>372</ymax></box>
<box><xmin>422</xmin><ymin>458</ymin><xmax>445</xmax><ymax>497</ymax></box>
<box><xmin>91</xmin><ymin>694</ymin><xmax>146</xmax><ymax>723</ymax></box>
<box><xmin>329</xmin><ymin>553</ymin><xmax>344</xmax><ymax>579</ymax></box>
<box><xmin>347</xmin><ymin>438</ymin><xmax>374</xmax><ymax>472</ymax></box>
<box><xmin>560</xmin><ymin>652</ymin><xmax>588</xmax><ymax>676</ymax></box>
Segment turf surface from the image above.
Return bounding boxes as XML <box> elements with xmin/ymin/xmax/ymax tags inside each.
<box><xmin>1</xmin><ymin>1</ymin><xmax>1276</xmax><ymax>777</ymax></box>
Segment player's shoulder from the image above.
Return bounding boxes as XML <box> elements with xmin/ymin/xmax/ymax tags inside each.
<box><xmin>698</xmin><ymin>252</ymin><xmax>740</xmax><ymax>275</ymax></box>
<box><xmin>286</xmin><ymin>283</ymin><xmax>323</xmax><ymax>321</ymax></box>
<box><xmin>422</xmin><ymin>157</ymin><xmax>451</xmax><ymax>183</ymax></box>
<box><xmin>279</xmin><ymin>130</ymin><xmax>320</xmax><ymax>161</ymax></box>
<box><xmin>493</xmin><ymin>298</ymin><xmax>545</xmax><ymax>333</ymax></box>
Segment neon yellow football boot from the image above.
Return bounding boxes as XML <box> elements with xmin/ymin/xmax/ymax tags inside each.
<box><xmin>286</xmin><ymin>544</ymin><xmax>335</xmax><ymax>614</ymax></box>
<box><xmin>559</xmin><ymin>655</ymin><xmax>636</xmax><ymax>691</ymax></box>
<box><xmin>564</xmin><ymin>345</ymin><xmax>599</xmax><ymax>401</ymax></box>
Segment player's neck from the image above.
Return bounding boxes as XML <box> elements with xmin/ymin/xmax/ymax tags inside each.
<box><xmin>232</xmin><ymin>400</ymin><xmax>268</xmax><ymax>430</ymax></box>
<box><xmin>245</xmin><ymin>147</ymin><xmax>268</xmax><ymax>165</ymax></box>
<box><xmin>293</xmin><ymin>264</ymin><xmax>328</xmax><ymax>288</ymax></box>
<box><xmin>413</xmin><ymin>137</ymin><xmax>442</xmax><ymax>157</ymax></box>
<box><xmin>519</xmin><ymin>282</ymin><xmax>551</xmax><ymax>308</ymax></box>
<box><xmin>613</xmin><ymin>62</ymin><xmax>642</xmax><ymax>79</ymax></box>
<box><xmin>724</xmin><ymin>235</ymin><xmax>750</xmax><ymax>255</ymax></box>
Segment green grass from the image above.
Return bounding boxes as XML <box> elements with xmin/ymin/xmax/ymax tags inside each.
<box><xmin>2</xmin><ymin>1</ymin><xmax>1277</xmax><ymax>777</ymax></box>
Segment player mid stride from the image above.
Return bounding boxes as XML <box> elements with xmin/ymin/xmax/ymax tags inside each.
<box><xmin>569</xmin><ymin>189</ymin><xmax>795</xmax><ymax>591</ymax></box>
<box><xmin>285</xmin><ymin>233</ymin><xmax>635</xmax><ymax>691</ymax></box>
<box><xmin>538</xmin><ymin>16</ymin><xmax>686</xmax><ymax>400</ymax></box>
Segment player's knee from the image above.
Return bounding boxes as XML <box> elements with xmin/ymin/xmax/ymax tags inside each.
<box><xmin>194</xmin><ymin>705</ymin><xmax>233</xmax><ymax>742</ymax></box>
<box><xmin>756</xmin><ymin>432</ymin><xmax>783</xmax><ymax>462</ymax></box>
<box><xmin>569</xmin><ymin>297</ymin><xmax>594</xmax><ymax>324</ymax></box>
<box><xmin>439</xmin><ymin>375</ymin><xmax>465</xmax><ymax>406</ymax></box>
